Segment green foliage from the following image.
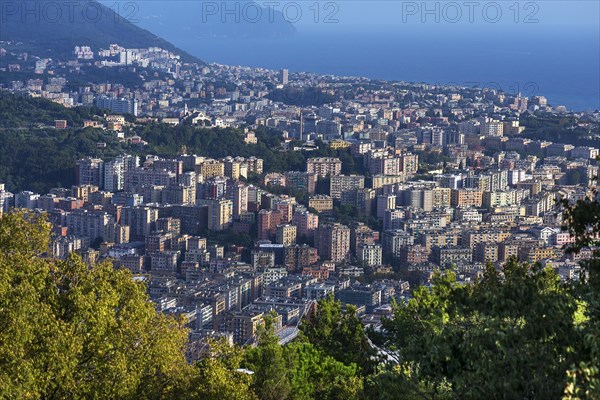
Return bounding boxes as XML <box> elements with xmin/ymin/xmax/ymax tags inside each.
<box><xmin>0</xmin><ymin>211</ymin><xmax>191</xmax><ymax>399</ymax></box>
<box><xmin>204</xmin><ymin>228</ymin><xmax>253</xmax><ymax>249</ymax></box>
<box><xmin>0</xmin><ymin>94</ymin><xmax>103</xmax><ymax>128</ymax></box>
<box><xmin>244</xmin><ymin>312</ymin><xmax>363</xmax><ymax>400</ymax></box>
<box><xmin>417</xmin><ymin>150</ymin><xmax>451</xmax><ymax>167</ymax></box>
<box><xmin>566</xmin><ymin>170</ymin><xmax>583</xmax><ymax>186</ymax></box>
<box><xmin>284</xmin><ymin>341</ymin><xmax>363</xmax><ymax>400</ymax></box>
<box><xmin>244</xmin><ymin>313</ymin><xmax>292</xmax><ymax>400</ymax></box>
<box><xmin>0</xmin><ymin>94</ymin><xmax>140</xmax><ymax>192</ymax></box>
<box><xmin>564</xmin><ymin>362</ymin><xmax>600</xmax><ymax>400</ymax></box>
<box><xmin>561</xmin><ymin>194</ymin><xmax>600</xmax><ymax>256</ymax></box>
<box><xmin>561</xmin><ymin>195</ymin><xmax>600</xmax><ymax>399</ymax></box>
<box><xmin>262</xmin><ymin>183</ymin><xmax>310</xmax><ymax>206</ymax></box>
<box><xmin>364</xmin><ymin>366</ymin><xmax>452</xmax><ymax>400</ymax></box>
<box><xmin>140</xmin><ymin>124</ymin><xmax>306</xmax><ymax>174</ymax></box>
<box><xmin>1</xmin><ymin>185</ymin><xmax>600</xmax><ymax>400</ymax></box>
<box><xmin>268</xmin><ymin>87</ymin><xmax>336</xmax><ymax>107</ymax></box>
<box><xmin>0</xmin><ymin>126</ymin><xmax>133</xmax><ymax>192</ymax></box>
<box><xmin>2</xmin><ymin>96</ymin><xmax>600</xmax><ymax>400</ymax></box>
<box><xmin>0</xmin><ymin>95</ymin><xmax>370</xmax><ymax>192</ymax></box>
<box><xmin>332</xmin><ymin>205</ymin><xmax>382</xmax><ymax>231</ymax></box>
<box><xmin>138</xmin><ymin>124</ymin><xmax>365</xmax><ymax>178</ymax></box>
<box><xmin>520</xmin><ymin>114</ymin><xmax>599</xmax><ymax>147</ymax></box>
<box><xmin>381</xmin><ymin>262</ymin><xmax>581</xmax><ymax>399</ymax></box>
<box><xmin>300</xmin><ymin>296</ymin><xmax>378</xmax><ymax>375</ymax></box>
<box><xmin>66</xmin><ymin>66</ymin><xmax>147</xmax><ymax>88</ymax></box>
<box><xmin>308</xmin><ymin>139</ymin><xmax>367</xmax><ymax>176</ymax></box>
<box><xmin>186</xmin><ymin>338</ymin><xmax>257</xmax><ymax>400</ymax></box>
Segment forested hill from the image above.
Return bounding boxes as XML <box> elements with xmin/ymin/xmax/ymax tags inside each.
<box><xmin>0</xmin><ymin>94</ymin><xmax>363</xmax><ymax>193</ymax></box>
<box><xmin>0</xmin><ymin>95</ymin><xmax>131</xmax><ymax>192</ymax></box>
<box><xmin>0</xmin><ymin>93</ymin><xmax>105</xmax><ymax>128</ymax></box>
<box><xmin>0</xmin><ymin>0</ymin><xmax>203</xmax><ymax>64</ymax></box>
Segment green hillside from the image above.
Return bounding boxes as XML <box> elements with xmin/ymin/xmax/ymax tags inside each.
<box><xmin>0</xmin><ymin>0</ymin><xmax>203</xmax><ymax>64</ymax></box>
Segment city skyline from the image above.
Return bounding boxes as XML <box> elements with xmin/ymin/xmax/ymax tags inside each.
<box><xmin>0</xmin><ymin>2</ymin><xmax>599</xmax><ymax>398</ymax></box>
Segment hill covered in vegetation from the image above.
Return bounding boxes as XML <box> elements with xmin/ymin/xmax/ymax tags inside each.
<box><xmin>0</xmin><ymin>0</ymin><xmax>203</xmax><ymax>64</ymax></box>
<box><xmin>0</xmin><ymin>94</ymin><xmax>366</xmax><ymax>193</ymax></box>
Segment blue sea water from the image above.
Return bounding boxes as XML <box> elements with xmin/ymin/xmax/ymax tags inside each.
<box><xmin>150</xmin><ymin>22</ymin><xmax>600</xmax><ymax>111</ymax></box>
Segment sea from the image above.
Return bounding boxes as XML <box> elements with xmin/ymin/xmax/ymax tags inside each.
<box><xmin>145</xmin><ymin>22</ymin><xmax>600</xmax><ymax>111</ymax></box>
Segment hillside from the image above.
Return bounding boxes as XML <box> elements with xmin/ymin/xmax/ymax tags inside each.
<box><xmin>0</xmin><ymin>93</ymin><xmax>105</xmax><ymax>128</ymax></box>
<box><xmin>0</xmin><ymin>94</ymin><xmax>362</xmax><ymax>193</ymax></box>
<box><xmin>0</xmin><ymin>0</ymin><xmax>204</xmax><ymax>64</ymax></box>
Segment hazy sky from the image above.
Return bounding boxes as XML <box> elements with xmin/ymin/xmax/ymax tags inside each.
<box><xmin>323</xmin><ymin>1</ymin><xmax>599</xmax><ymax>27</ymax></box>
<box><xmin>102</xmin><ymin>0</ymin><xmax>599</xmax><ymax>30</ymax></box>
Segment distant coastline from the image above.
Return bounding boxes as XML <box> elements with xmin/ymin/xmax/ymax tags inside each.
<box><xmin>165</xmin><ymin>26</ymin><xmax>600</xmax><ymax>111</ymax></box>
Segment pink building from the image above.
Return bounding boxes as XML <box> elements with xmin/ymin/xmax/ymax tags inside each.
<box><xmin>552</xmin><ymin>232</ymin><xmax>575</xmax><ymax>247</ymax></box>
<box><xmin>257</xmin><ymin>209</ymin><xmax>282</xmax><ymax>241</ymax></box>
<box><xmin>292</xmin><ymin>210</ymin><xmax>319</xmax><ymax>239</ymax></box>
<box><xmin>314</xmin><ymin>223</ymin><xmax>350</xmax><ymax>263</ymax></box>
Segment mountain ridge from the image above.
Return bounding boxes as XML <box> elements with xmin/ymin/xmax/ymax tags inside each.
<box><xmin>0</xmin><ymin>0</ymin><xmax>205</xmax><ymax>64</ymax></box>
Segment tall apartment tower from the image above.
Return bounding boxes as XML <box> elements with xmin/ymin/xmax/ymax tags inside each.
<box><xmin>314</xmin><ymin>223</ymin><xmax>350</xmax><ymax>263</ymax></box>
<box><xmin>257</xmin><ymin>209</ymin><xmax>282</xmax><ymax>241</ymax></box>
<box><xmin>76</xmin><ymin>158</ymin><xmax>104</xmax><ymax>187</ymax></box>
<box><xmin>292</xmin><ymin>210</ymin><xmax>319</xmax><ymax>239</ymax></box>
<box><xmin>201</xmin><ymin>199</ymin><xmax>233</xmax><ymax>231</ymax></box>
<box><xmin>279</xmin><ymin>69</ymin><xmax>289</xmax><ymax>85</ymax></box>
<box><xmin>104</xmin><ymin>154</ymin><xmax>140</xmax><ymax>192</ymax></box>
<box><xmin>232</xmin><ymin>183</ymin><xmax>249</xmax><ymax>217</ymax></box>
<box><xmin>276</xmin><ymin>224</ymin><xmax>297</xmax><ymax>246</ymax></box>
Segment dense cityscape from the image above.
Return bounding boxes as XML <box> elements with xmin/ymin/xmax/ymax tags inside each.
<box><xmin>1</xmin><ymin>2</ymin><xmax>600</xmax><ymax>399</ymax></box>
<box><xmin>2</xmin><ymin>36</ymin><xmax>599</xmax><ymax>343</ymax></box>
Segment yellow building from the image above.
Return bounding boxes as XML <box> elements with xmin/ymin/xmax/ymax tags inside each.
<box><xmin>308</xmin><ymin>195</ymin><xmax>334</xmax><ymax>213</ymax></box>
<box><xmin>276</xmin><ymin>224</ymin><xmax>297</xmax><ymax>246</ymax></box>
<box><xmin>329</xmin><ymin>139</ymin><xmax>351</xmax><ymax>150</ymax></box>
<box><xmin>195</xmin><ymin>159</ymin><xmax>225</xmax><ymax>179</ymax></box>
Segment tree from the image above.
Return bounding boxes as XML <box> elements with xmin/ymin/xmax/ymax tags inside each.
<box><xmin>0</xmin><ymin>211</ymin><xmax>191</xmax><ymax>399</ymax></box>
<box><xmin>300</xmin><ymin>296</ymin><xmax>378</xmax><ymax>374</ymax></box>
<box><xmin>3</xmin><ymin>195</ymin><xmax>600</xmax><ymax>400</ymax></box>
<box><xmin>380</xmin><ymin>263</ymin><xmax>581</xmax><ymax>400</ymax></box>
<box><xmin>243</xmin><ymin>312</ymin><xmax>292</xmax><ymax>400</ymax></box>
<box><xmin>244</xmin><ymin>311</ymin><xmax>363</xmax><ymax>400</ymax></box>
<box><xmin>185</xmin><ymin>338</ymin><xmax>257</xmax><ymax>400</ymax></box>
<box><xmin>364</xmin><ymin>366</ymin><xmax>451</xmax><ymax>400</ymax></box>
<box><xmin>566</xmin><ymin>170</ymin><xmax>582</xmax><ymax>186</ymax></box>
<box><xmin>561</xmin><ymin>194</ymin><xmax>600</xmax><ymax>399</ymax></box>
<box><xmin>284</xmin><ymin>341</ymin><xmax>363</xmax><ymax>400</ymax></box>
